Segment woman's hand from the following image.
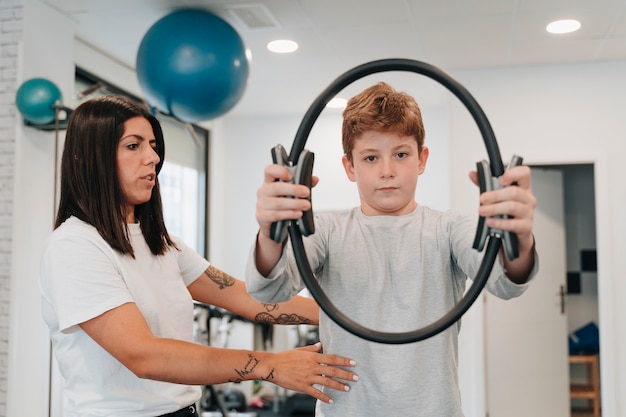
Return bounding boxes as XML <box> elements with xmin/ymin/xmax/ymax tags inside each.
<box><xmin>267</xmin><ymin>342</ymin><xmax>358</xmax><ymax>404</ymax></box>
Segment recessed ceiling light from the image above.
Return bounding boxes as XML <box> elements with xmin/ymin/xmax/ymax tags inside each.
<box><xmin>267</xmin><ymin>39</ymin><xmax>298</xmax><ymax>54</ymax></box>
<box><xmin>546</xmin><ymin>19</ymin><xmax>581</xmax><ymax>34</ymax></box>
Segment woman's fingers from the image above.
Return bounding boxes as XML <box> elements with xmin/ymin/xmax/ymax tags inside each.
<box><xmin>273</xmin><ymin>343</ymin><xmax>358</xmax><ymax>404</ymax></box>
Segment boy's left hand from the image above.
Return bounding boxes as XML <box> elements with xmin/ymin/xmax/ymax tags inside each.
<box><xmin>469</xmin><ymin>164</ymin><xmax>536</xmax><ymax>246</ymax></box>
<box><xmin>469</xmin><ymin>165</ymin><xmax>537</xmax><ymax>282</ymax></box>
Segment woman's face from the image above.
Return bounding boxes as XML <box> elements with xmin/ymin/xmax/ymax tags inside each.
<box><xmin>117</xmin><ymin>116</ymin><xmax>160</xmax><ymax>223</ymax></box>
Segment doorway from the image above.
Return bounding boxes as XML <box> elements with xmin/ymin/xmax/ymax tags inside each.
<box><xmin>484</xmin><ymin>163</ymin><xmax>600</xmax><ymax>417</ymax></box>
<box><xmin>545</xmin><ymin>164</ymin><xmax>600</xmax><ymax>416</ymax></box>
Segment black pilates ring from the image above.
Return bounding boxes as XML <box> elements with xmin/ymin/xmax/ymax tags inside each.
<box><xmin>286</xmin><ymin>58</ymin><xmax>505</xmax><ymax>344</ymax></box>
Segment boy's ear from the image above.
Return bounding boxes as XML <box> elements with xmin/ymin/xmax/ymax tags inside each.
<box><xmin>418</xmin><ymin>146</ymin><xmax>429</xmax><ymax>174</ymax></box>
<box><xmin>342</xmin><ymin>154</ymin><xmax>356</xmax><ymax>182</ymax></box>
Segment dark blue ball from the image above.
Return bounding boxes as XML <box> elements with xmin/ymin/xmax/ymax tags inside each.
<box><xmin>15</xmin><ymin>78</ymin><xmax>62</xmax><ymax>125</ymax></box>
<box><xmin>136</xmin><ymin>9</ymin><xmax>250</xmax><ymax>123</ymax></box>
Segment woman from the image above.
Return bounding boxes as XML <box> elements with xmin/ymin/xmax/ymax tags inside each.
<box><xmin>39</xmin><ymin>95</ymin><xmax>357</xmax><ymax>417</ymax></box>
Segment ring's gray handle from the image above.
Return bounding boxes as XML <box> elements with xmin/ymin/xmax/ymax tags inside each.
<box><xmin>270</xmin><ymin>144</ymin><xmax>315</xmax><ymax>243</ymax></box>
<box><xmin>472</xmin><ymin>155</ymin><xmax>523</xmax><ymax>260</ymax></box>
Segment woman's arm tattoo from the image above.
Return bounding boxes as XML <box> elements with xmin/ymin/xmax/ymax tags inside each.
<box><xmin>231</xmin><ymin>353</ymin><xmax>275</xmax><ymax>383</ymax></box>
<box><xmin>204</xmin><ymin>265</ymin><xmax>236</xmax><ymax>290</ymax></box>
<box><xmin>255</xmin><ymin>304</ymin><xmax>314</xmax><ymax>325</ymax></box>
<box><xmin>203</xmin><ymin>267</ymin><xmax>313</xmax><ymax>324</ymax></box>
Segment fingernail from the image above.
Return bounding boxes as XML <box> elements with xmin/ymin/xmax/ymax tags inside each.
<box><xmin>344</xmin><ymin>385</ymin><xmax>350</xmax><ymax>391</ymax></box>
<box><xmin>349</xmin><ymin>359</ymin><xmax>356</xmax><ymax>365</ymax></box>
<box><xmin>328</xmin><ymin>399</ymin><xmax>333</xmax><ymax>404</ymax></box>
<box><xmin>352</xmin><ymin>374</ymin><xmax>359</xmax><ymax>381</ymax></box>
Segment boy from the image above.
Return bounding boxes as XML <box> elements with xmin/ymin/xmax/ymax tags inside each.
<box><xmin>246</xmin><ymin>82</ymin><xmax>537</xmax><ymax>416</ymax></box>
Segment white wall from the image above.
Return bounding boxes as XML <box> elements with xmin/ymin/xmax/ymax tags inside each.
<box><xmin>448</xmin><ymin>62</ymin><xmax>626</xmax><ymax>416</ymax></box>
<box><xmin>9</xmin><ymin>1</ymin><xmax>626</xmax><ymax>416</ymax></box>
<box><xmin>8</xmin><ymin>1</ymin><xmax>74</xmax><ymax>416</ymax></box>
<box><xmin>0</xmin><ymin>1</ymin><xmax>22</xmax><ymax>414</ymax></box>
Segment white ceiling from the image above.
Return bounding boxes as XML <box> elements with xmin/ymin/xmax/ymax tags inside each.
<box><xmin>42</xmin><ymin>0</ymin><xmax>626</xmax><ymax>117</ymax></box>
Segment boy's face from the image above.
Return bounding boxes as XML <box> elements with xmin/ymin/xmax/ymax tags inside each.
<box><xmin>342</xmin><ymin>131</ymin><xmax>428</xmax><ymax>216</ymax></box>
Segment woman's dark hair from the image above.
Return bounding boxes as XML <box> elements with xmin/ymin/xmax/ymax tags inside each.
<box><xmin>55</xmin><ymin>95</ymin><xmax>176</xmax><ymax>257</ymax></box>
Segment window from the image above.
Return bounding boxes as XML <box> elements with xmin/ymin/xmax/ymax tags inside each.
<box><xmin>74</xmin><ymin>68</ymin><xmax>210</xmax><ymax>256</ymax></box>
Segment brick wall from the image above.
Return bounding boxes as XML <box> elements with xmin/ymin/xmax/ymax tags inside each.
<box><xmin>0</xmin><ymin>0</ymin><xmax>22</xmax><ymax>415</ymax></box>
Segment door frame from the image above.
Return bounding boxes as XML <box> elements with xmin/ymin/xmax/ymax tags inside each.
<box><xmin>524</xmin><ymin>150</ymin><xmax>612</xmax><ymax>415</ymax></box>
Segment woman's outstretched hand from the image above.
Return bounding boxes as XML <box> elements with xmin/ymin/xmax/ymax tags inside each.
<box><xmin>266</xmin><ymin>342</ymin><xmax>358</xmax><ymax>404</ymax></box>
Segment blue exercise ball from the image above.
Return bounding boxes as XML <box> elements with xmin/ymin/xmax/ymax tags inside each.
<box><xmin>136</xmin><ymin>9</ymin><xmax>250</xmax><ymax>123</ymax></box>
<box><xmin>15</xmin><ymin>78</ymin><xmax>62</xmax><ymax>125</ymax></box>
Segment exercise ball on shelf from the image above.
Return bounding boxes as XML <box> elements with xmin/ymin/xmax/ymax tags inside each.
<box><xmin>136</xmin><ymin>9</ymin><xmax>250</xmax><ymax>123</ymax></box>
<box><xmin>15</xmin><ymin>78</ymin><xmax>62</xmax><ymax>125</ymax></box>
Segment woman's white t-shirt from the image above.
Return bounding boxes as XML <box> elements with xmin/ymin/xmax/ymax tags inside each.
<box><xmin>40</xmin><ymin>216</ymin><xmax>209</xmax><ymax>417</ymax></box>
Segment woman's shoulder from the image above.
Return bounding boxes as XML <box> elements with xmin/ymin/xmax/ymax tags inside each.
<box><xmin>46</xmin><ymin>216</ymin><xmax>109</xmax><ymax>251</ymax></box>
<box><xmin>53</xmin><ymin>216</ymin><xmax>98</xmax><ymax>236</ymax></box>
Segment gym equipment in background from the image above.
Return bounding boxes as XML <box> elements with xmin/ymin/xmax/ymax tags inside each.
<box><xmin>271</xmin><ymin>58</ymin><xmax>522</xmax><ymax>344</ymax></box>
<box><xmin>15</xmin><ymin>78</ymin><xmax>71</xmax><ymax>129</ymax></box>
<box><xmin>15</xmin><ymin>77</ymin><xmax>73</xmax><ymax>222</ymax></box>
<box><xmin>136</xmin><ymin>9</ymin><xmax>250</xmax><ymax>123</ymax></box>
<box><xmin>194</xmin><ymin>303</ymin><xmax>252</xmax><ymax>417</ymax></box>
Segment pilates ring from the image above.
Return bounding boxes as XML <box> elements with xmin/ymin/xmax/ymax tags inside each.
<box><xmin>283</xmin><ymin>58</ymin><xmax>510</xmax><ymax>344</ymax></box>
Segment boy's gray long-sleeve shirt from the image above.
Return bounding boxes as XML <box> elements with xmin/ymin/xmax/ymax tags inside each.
<box><xmin>246</xmin><ymin>206</ymin><xmax>536</xmax><ymax>417</ymax></box>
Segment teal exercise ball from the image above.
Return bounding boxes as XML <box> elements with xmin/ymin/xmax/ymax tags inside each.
<box><xmin>15</xmin><ymin>78</ymin><xmax>62</xmax><ymax>125</ymax></box>
<box><xmin>136</xmin><ymin>9</ymin><xmax>250</xmax><ymax>123</ymax></box>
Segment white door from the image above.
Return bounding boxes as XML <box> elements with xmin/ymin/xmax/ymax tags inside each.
<box><xmin>485</xmin><ymin>168</ymin><xmax>570</xmax><ymax>417</ymax></box>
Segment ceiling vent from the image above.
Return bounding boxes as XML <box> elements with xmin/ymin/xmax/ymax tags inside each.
<box><xmin>225</xmin><ymin>4</ymin><xmax>280</xmax><ymax>30</ymax></box>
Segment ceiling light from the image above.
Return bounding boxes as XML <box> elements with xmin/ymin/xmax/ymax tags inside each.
<box><xmin>267</xmin><ymin>39</ymin><xmax>298</xmax><ymax>54</ymax></box>
<box><xmin>546</xmin><ymin>19</ymin><xmax>581</xmax><ymax>34</ymax></box>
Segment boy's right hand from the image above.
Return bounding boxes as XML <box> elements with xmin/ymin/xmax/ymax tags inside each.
<box><xmin>268</xmin><ymin>342</ymin><xmax>358</xmax><ymax>404</ymax></box>
<box><xmin>256</xmin><ymin>164</ymin><xmax>318</xmax><ymax>241</ymax></box>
